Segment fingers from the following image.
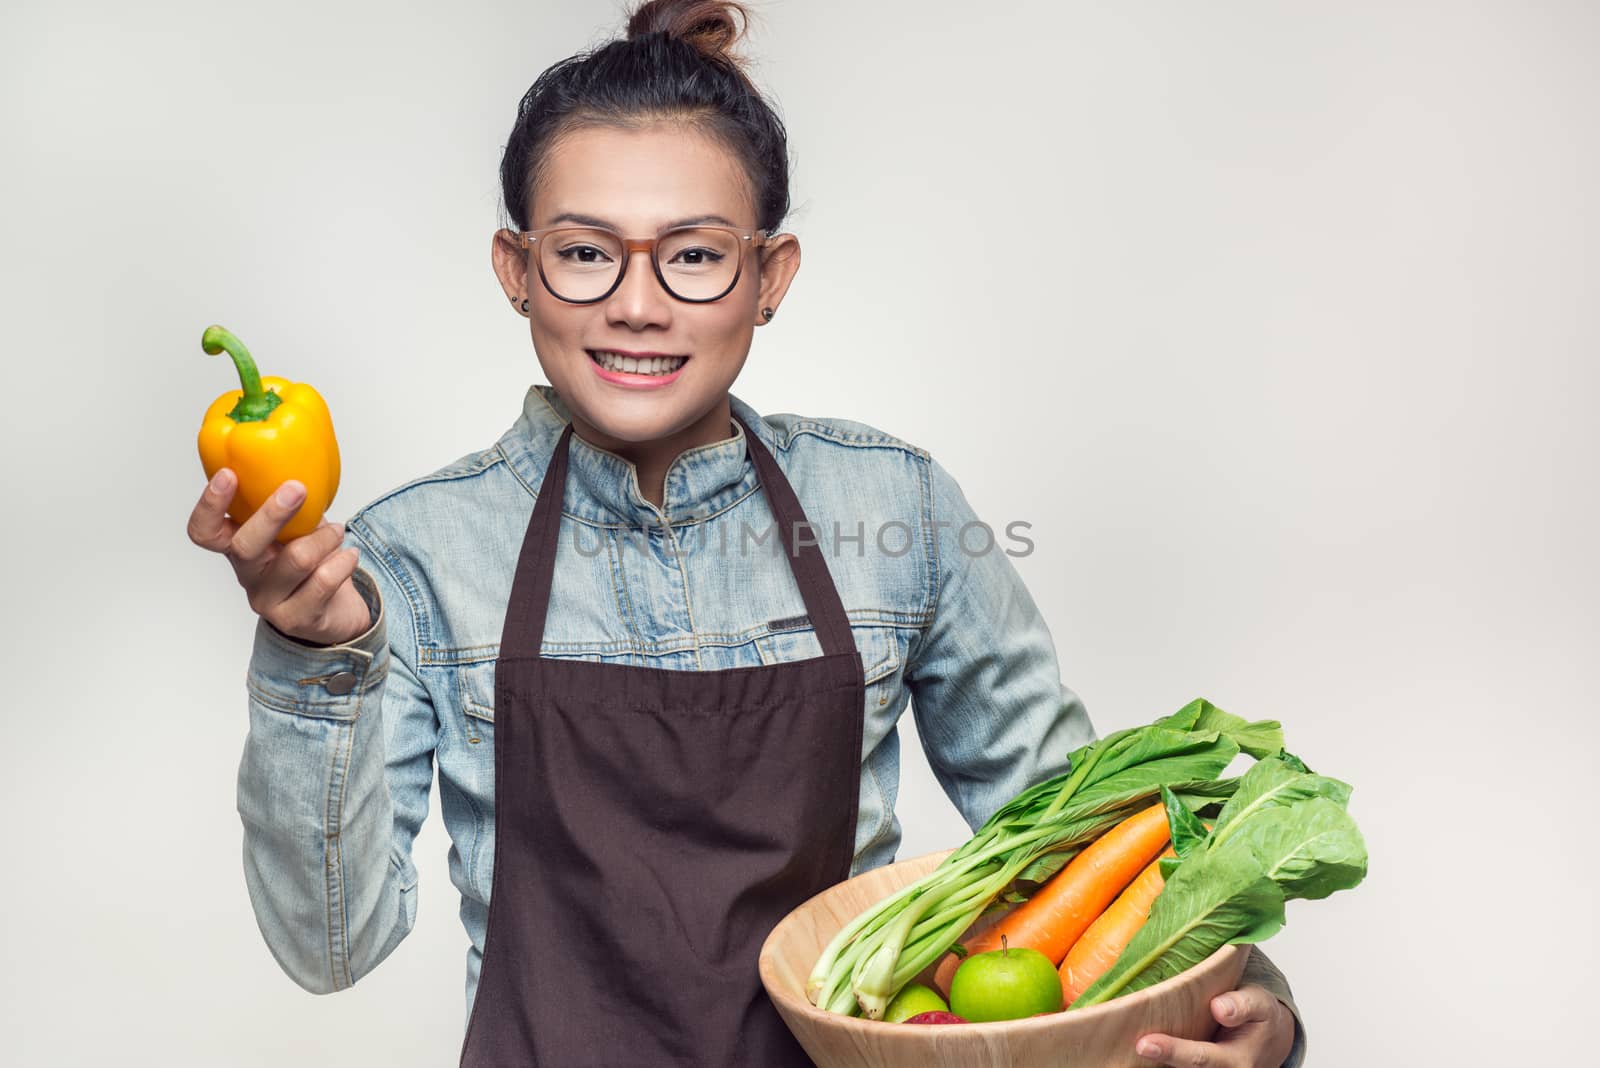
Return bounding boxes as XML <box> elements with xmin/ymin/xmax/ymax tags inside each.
<box><xmin>187</xmin><ymin>468</ymin><xmax>241</xmax><ymax>552</ymax></box>
<box><xmin>190</xmin><ymin>470</ymin><xmax>361</xmax><ymax>643</ymax></box>
<box><xmin>1135</xmin><ymin>986</ymin><xmax>1290</xmax><ymax>1067</ymax></box>
<box><xmin>248</xmin><ymin>518</ymin><xmax>349</xmax><ymax>615</ymax></box>
<box><xmin>272</xmin><ymin>537</ymin><xmax>366</xmax><ymax>639</ymax></box>
<box><xmin>1136</xmin><ymin>1032</ymin><xmax>1230</xmax><ymax>1066</ymax></box>
<box><xmin>1211</xmin><ymin>985</ymin><xmax>1279</xmax><ymax>1029</ymax></box>
<box><xmin>228</xmin><ymin>480</ymin><xmax>310</xmax><ymax>569</ymax></box>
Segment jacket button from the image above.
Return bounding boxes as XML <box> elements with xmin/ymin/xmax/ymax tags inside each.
<box><xmin>326</xmin><ymin>671</ymin><xmax>358</xmax><ymax>695</ymax></box>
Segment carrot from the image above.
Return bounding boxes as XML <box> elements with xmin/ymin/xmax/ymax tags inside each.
<box><xmin>932</xmin><ymin>802</ymin><xmax>1172</xmax><ymax>995</ymax></box>
<box><xmin>1057</xmin><ymin>845</ymin><xmax>1176</xmax><ymax>1003</ymax></box>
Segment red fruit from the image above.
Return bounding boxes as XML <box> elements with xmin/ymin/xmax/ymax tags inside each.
<box><xmin>903</xmin><ymin>1011</ymin><xmax>969</xmax><ymax>1025</ymax></box>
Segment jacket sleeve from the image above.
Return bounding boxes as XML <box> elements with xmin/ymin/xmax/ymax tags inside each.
<box><xmin>1240</xmin><ymin>946</ymin><xmax>1308</xmax><ymax>1068</ymax></box>
<box><xmin>903</xmin><ymin>456</ymin><xmax>1306</xmax><ymax>1068</ymax></box>
<box><xmin>901</xmin><ymin>454</ymin><xmax>1097</xmax><ymax>830</ymax></box>
<box><xmin>234</xmin><ymin>520</ymin><xmax>439</xmax><ymax>994</ymax></box>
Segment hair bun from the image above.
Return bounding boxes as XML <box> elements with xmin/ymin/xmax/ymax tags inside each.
<box><xmin>625</xmin><ymin>0</ymin><xmax>752</xmax><ymax>66</ymax></box>
<box><xmin>500</xmin><ymin>0</ymin><xmax>790</xmax><ymax>237</ymax></box>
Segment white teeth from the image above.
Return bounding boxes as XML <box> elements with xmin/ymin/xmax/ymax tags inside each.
<box><xmin>590</xmin><ymin>350</ymin><xmax>686</xmax><ymax>375</ymax></box>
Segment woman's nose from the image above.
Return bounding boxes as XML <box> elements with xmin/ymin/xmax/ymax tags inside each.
<box><xmin>606</xmin><ymin>247</ymin><xmax>675</xmax><ymax>320</ymax></box>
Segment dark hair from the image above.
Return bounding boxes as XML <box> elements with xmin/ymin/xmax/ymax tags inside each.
<box><xmin>498</xmin><ymin>0</ymin><xmax>791</xmax><ymax>238</ymax></box>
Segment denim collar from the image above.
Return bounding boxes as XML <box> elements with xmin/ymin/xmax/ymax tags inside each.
<box><xmin>495</xmin><ymin>383</ymin><xmax>775</xmax><ymax>529</ymax></box>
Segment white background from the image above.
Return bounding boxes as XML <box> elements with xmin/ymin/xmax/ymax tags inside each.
<box><xmin>4</xmin><ymin>1</ymin><xmax>1595</xmax><ymax>1064</ymax></box>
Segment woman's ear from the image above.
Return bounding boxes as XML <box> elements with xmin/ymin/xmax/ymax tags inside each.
<box><xmin>755</xmin><ymin>233</ymin><xmax>800</xmax><ymax>325</ymax></box>
<box><xmin>491</xmin><ymin>229</ymin><xmax>531</xmax><ymax>311</ymax></box>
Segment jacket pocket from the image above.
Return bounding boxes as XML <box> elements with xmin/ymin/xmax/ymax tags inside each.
<box><xmin>458</xmin><ymin>660</ymin><xmax>498</xmax><ymax>745</ymax></box>
<box><xmin>859</xmin><ymin>626</ymin><xmax>904</xmax><ymax>706</ymax></box>
<box><xmin>757</xmin><ymin>621</ymin><xmax>903</xmax><ymax>695</ymax></box>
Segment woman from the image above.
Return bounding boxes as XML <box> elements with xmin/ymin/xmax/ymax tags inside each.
<box><xmin>187</xmin><ymin>2</ymin><xmax>1303</xmax><ymax>1065</ymax></box>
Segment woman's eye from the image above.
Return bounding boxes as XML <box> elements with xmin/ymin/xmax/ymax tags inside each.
<box><xmin>556</xmin><ymin>245</ymin><xmax>612</xmax><ymax>264</ymax></box>
<box><xmin>670</xmin><ymin>247</ymin><xmax>725</xmax><ymax>266</ymax></box>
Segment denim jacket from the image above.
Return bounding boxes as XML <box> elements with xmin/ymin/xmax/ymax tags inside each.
<box><xmin>236</xmin><ymin>383</ymin><xmax>1303</xmax><ymax>1064</ymax></box>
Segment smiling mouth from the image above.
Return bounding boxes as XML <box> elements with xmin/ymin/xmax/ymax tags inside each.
<box><xmin>586</xmin><ymin>350</ymin><xmax>689</xmax><ymax>376</ymax></box>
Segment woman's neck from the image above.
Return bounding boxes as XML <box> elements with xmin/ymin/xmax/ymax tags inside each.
<box><xmin>568</xmin><ymin>396</ymin><xmax>736</xmax><ymax>512</ymax></box>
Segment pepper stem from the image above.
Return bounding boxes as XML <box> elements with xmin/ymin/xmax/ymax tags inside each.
<box><xmin>202</xmin><ymin>325</ymin><xmax>282</xmax><ymax>423</ymax></box>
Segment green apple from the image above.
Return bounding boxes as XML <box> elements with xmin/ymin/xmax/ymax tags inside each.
<box><xmin>948</xmin><ymin>943</ymin><xmax>1064</xmax><ymax>1022</ymax></box>
<box><xmin>884</xmin><ymin>982</ymin><xmax>950</xmax><ymax>1023</ymax></box>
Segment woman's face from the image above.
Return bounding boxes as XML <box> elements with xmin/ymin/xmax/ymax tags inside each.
<box><xmin>492</xmin><ymin>123</ymin><xmax>800</xmax><ymax>450</ymax></box>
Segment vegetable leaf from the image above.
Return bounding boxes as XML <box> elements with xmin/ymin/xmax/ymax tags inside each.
<box><xmin>1278</xmin><ymin>750</ymin><xmax>1312</xmax><ymax>774</ymax></box>
<box><xmin>1161</xmin><ymin>698</ymin><xmax>1285</xmax><ymax>759</ymax></box>
<box><xmin>1069</xmin><ymin>738</ymin><xmax>1241</xmax><ymax>813</ymax></box>
<box><xmin>1209</xmin><ymin>756</ymin><xmax>1353</xmax><ymax>852</ymax></box>
<box><xmin>1161</xmin><ymin>785</ymin><xmax>1211</xmax><ymax>859</ymax></box>
<box><xmin>1235</xmin><ymin>796</ymin><xmax>1368</xmax><ymax>901</ymax></box>
<box><xmin>1014</xmin><ymin>850</ymin><xmax>1073</xmax><ymax>887</ymax></box>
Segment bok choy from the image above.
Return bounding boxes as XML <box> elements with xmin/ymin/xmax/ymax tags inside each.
<box><xmin>807</xmin><ymin>699</ymin><xmax>1282</xmax><ymax>1019</ymax></box>
<box><xmin>1070</xmin><ymin>753</ymin><xmax>1368</xmax><ymax>1006</ymax></box>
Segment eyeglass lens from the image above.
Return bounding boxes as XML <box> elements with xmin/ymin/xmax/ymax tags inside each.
<box><xmin>539</xmin><ymin>227</ymin><xmax>742</xmax><ymax>302</ymax></box>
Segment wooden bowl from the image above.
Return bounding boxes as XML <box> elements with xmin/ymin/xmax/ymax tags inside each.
<box><xmin>759</xmin><ymin>849</ymin><xmax>1249</xmax><ymax>1068</ymax></box>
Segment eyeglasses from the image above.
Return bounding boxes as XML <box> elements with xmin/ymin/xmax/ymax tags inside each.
<box><xmin>515</xmin><ymin>223</ymin><xmax>774</xmax><ymax>304</ymax></box>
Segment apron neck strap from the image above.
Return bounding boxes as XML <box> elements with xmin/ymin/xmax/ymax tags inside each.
<box><xmin>731</xmin><ymin>411</ymin><xmax>856</xmax><ymax>660</ymax></box>
<box><xmin>500</xmin><ymin>411</ymin><xmax>856</xmax><ymax>661</ymax></box>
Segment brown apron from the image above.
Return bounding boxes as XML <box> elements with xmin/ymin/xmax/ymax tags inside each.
<box><xmin>459</xmin><ymin>412</ymin><xmax>864</xmax><ymax>1067</ymax></box>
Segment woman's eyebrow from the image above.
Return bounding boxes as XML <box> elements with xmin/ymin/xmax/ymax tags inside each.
<box><xmin>547</xmin><ymin>211</ymin><xmax>739</xmax><ymax>229</ymax></box>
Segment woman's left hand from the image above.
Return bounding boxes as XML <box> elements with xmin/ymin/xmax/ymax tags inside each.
<box><xmin>1133</xmin><ymin>985</ymin><xmax>1295</xmax><ymax>1067</ymax></box>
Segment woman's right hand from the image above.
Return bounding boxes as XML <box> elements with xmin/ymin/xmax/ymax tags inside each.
<box><xmin>187</xmin><ymin>468</ymin><xmax>372</xmax><ymax>646</ymax></box>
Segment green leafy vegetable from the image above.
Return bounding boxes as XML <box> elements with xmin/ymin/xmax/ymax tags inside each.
<box><xmin>1208</xmin><ymin>756</ymin><xmax>1353</xmax><ymax>854</ymax></box>
<box><xmin>807</xmin><ymin>699</ymin><xmax>1279</xmax><ymax>1018</ymax></box>
<box><xmin>1161</xmin><ymin>785</ymin><xmax>1212</xmax><ymax>860</ymax></box>
<box><xmin>1071</xmin><ymin>755</ymin><xmax>1368</xmax><ymax>1007</ymax></box>
<box><xmin>1182</xmin><ymin>699</ymin><xmax>1285</xmax><ymax>759</ymax></box>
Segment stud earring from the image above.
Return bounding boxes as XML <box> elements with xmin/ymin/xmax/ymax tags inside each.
<box><xmin>520</xmin><ymin>298</ymin><xmax>530</xmax><ymax>314</ymax></box>
<box><xmin>761</xmin><ymin>307</ymin><xmax>775</xmax><ymax>321</ymax></box>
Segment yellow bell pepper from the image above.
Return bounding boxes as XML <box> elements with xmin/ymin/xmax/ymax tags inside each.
<box><xmin>197</xmin><ymin>325</ymin><xmax>341</xmax><ymax>543</ymax></box>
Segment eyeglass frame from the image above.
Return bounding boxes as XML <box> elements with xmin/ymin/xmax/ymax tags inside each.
<box><xmin>513</xmin><ymin>223</ymin><xmax>776</xmax><ymax>304</ymax></box>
